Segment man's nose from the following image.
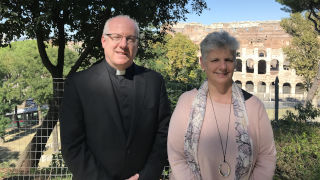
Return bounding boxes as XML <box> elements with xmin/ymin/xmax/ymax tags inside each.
<box><xmin>118</xmin><ymin>37</ymin><xmax>128</xmax><ymax>48</ymax></box>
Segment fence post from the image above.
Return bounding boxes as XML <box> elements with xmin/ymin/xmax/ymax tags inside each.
<box><xmin>275</xmin><ymin>76</ymin><xmax>279</xmax><ymax>121</ymax></box>
<box><xmin>15</xmin><ymin>105</ymin><xmax>20</xmax><ymax>129</ymax></box>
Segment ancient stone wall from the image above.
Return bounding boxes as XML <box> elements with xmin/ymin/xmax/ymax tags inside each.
<box><xmin>171</xmin><ymin>21</ymin><xmax>306</xmax><ymax>101</ymax></box>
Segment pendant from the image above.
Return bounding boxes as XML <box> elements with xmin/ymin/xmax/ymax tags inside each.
<box><xmin>219</xmin><ymin>161</ymin><xmax>231</xmax><ymax>177</ymax></box>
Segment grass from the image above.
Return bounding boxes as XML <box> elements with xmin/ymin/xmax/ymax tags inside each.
<box><xmin>51</xmin><ymin>176</ymin><xmax>72</xmax><ymax>180</ymax></box>
<box><xmin>0</xmin><ymin>123</ymin><xmax>69</xmax><ymax>179</ymax></box>
<box><xmin>0</xmin><ymin>107</ymin><xmax>309</xmax><ymax>180</ymax></box>
<box><xmin>0</xmin><ymin>162</ymin><xmax>18</xmax><ymax>179</ymax></box>
<box><xmin>266</xmin><ymin>108</ymin><xmax>295</xmax><ymax>121</ymax></box>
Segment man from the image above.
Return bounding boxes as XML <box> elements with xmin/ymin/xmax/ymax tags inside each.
<box><xmin>60</xmin><ymin>15</ymin><xmax>171</xmax><ymax>180</ymax></box>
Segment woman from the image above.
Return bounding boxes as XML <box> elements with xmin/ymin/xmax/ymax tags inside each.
<box><xmin>167</xmin><ymin>31</ymin><xmax>276</xmax><ymax>180</ymax></box>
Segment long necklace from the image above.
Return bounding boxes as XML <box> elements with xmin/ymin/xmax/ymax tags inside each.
<box><xmin>208</xmin><ymin>91</ymin><xmax>232</xmax><ymax>177</ymax></box>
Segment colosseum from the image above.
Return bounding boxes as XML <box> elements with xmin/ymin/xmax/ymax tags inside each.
<box><xmin>171</xmin><ymin>20</ymin><xmax>306</xmax><ymax>102</ymax></box>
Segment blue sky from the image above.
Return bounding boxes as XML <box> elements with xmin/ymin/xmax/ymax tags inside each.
<box><xmin>181</xmin><ymin>0</ymin><xmax>291</xmax><ymax>24</ymax></box>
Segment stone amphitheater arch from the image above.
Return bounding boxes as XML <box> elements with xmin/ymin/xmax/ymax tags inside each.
<box><xmin>171</xmin><ymin>20</ymin><xmax>306</xmax><ymax>101</ymax></box>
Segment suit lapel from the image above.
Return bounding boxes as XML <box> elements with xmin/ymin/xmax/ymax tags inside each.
<box><xmin>96</xmin><ymin>61</ymin><xmax>126</xmax><ymax>137</ymax></box>
<box><xmin>126</xmin><ymin>65</ymin><xmax>146</xmax><ymax>146</ymax></box>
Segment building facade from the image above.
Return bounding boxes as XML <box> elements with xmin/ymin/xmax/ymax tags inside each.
<box><xmin>171</xmin><ymin>20</ymin><xmax>305</xmax><ymax>101</ymax></box>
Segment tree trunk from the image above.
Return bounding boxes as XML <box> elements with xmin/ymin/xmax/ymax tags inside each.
<box><xmin>304</xmin><ymin>62</ymin><xmax>320</xmax><ymax>106</ymax></box>
<box><xmin>16</xmin><ymin>78</ymin><xmax>63</xmax><ymax>171</ymax></box>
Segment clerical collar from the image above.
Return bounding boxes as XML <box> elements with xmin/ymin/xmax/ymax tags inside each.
<box><xmin>105</xmin><ymin>60</ymin><xmax>135</xmax><ymax>78</ymax></box>
<box><xmin>116</xmin><ymin>69</ymin><xmax>126</xmax><ymax>76</ymax></box>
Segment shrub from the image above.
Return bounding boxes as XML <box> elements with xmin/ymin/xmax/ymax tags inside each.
<box><xmin>166</xmin><ymin>81</ymin><xmax>199</xmax><ymax>111</ymax></box>
<box><xmin>0</xmin><ymin>116</ymin><xmax>11</xmax><ymax>142</ymax></box>
<box><xmin>272</xmin><ymin>103</ymin><xmax>320</xmax><ymax>179</ymax></box>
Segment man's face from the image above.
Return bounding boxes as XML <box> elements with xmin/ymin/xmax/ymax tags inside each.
<box><xmin>101</xmin><ymin>17</ymin><xmax>138</xmax><ymax>70</ymax></box>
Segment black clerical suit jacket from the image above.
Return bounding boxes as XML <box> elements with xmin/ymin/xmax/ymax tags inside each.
<box><xmin>60</xmin><ymin>60</ymin><xmax>171</xmax><ymax>180</ymax></box>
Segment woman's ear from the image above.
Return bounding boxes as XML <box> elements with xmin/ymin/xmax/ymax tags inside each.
<box><xmin>199</xmin><ymin>56</ymin><xmax>205</xmax><ymax>71</ymax></box>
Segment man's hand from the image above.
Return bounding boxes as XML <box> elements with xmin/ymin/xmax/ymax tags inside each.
<box><xmin>127</xmin><ymin>173</ymin><xmax>139</xmax><ymax>180</ymax></box>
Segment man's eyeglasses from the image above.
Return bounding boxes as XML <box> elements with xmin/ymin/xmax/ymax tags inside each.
<box><xmin>104</xmin><ymin>33</ymin><xmax>139</xmax><ymax>44</ymax></box>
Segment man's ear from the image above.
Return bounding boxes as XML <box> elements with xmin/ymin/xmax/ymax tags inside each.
<box><xmin>101</xmin><ymin>35</ymin><xmax>106</xmax><ymax>48</ymax></box>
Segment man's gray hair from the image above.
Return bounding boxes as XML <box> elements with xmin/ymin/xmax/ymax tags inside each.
<box><xmin>102</xmin><ymin>15</ymin><xmax>140</xmax><ymax>37</ymax></box>
<box><xmin>200</xmin><ymin>31</ymin><xmax>239</xmax><ymax>61</ymax></box>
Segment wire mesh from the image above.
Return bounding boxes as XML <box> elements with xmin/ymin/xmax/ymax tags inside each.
<box><xmin>0</xmin><ymin>78</ymin><xmax>71</xmax><ymax>179</ymax></box>
<box><xmin>0</xmin><ymin>78</ymin><xmax>305</xmax><ymax>179</ymax></box>
<box><xmin>0</xmin><ymin>78</ymin><xmax>179</xmax><ymax>180</ymax></box>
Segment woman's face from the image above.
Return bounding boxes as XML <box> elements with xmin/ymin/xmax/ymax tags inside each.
<box><xmin>200</xmin><ymin>48</ymin><xmax>234</xmax><ymax>87</ymax></box>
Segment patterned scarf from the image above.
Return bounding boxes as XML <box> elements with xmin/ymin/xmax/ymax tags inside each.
<box><xmin>184</xmin><ymin>80</ymin><xmax>253</xmax><ymax>180</ymax></box>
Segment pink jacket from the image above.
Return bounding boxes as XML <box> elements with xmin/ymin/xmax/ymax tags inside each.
<box><xmin>168</xmin><ymin>89</ymin><xmax>276</xmax><ymax>180</ymax></box>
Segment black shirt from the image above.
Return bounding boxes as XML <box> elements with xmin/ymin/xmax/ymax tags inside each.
<box><xmin>105</xmin><ymin>61</ymin><xmax>135</xmax><ymax>138</ymax></box>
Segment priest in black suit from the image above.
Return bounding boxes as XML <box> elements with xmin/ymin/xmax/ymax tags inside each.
<box><xmin>60</xmin><ymin>15</ymin><xmax>171</xmax><ymax>180</ymax></box>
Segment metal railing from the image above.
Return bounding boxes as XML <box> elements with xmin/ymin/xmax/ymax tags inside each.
<box><xmin>0</xmin><ymin>78</ymin><xmax>305</xmax><ymax>179</ymax></box>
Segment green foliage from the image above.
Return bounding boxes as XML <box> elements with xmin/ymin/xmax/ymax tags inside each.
<box><xmin>135</xmin><ymin>33</ymin><xmax>203</xmax><ymax>109</ymax></box>
<box><xmin>166</xmin><ymin>81</ymin><xmax>200</xmax><ymax>111</ymax></box>
<box><xmin>276</xmin><ymin>0</ymin><xmax>319</xmax><ymax>13</ymax></box>
<box><xmin>19</xmin><ymin>153</ymin><xmax>72</xmax><ymax>179</ymax></box>
<box><xmin>0</xmin><ymin>40</ymin><xmax>78</xmax><ymax>105</ymax></box>
<box><xmin>280</xmin><ymin>13</ymin><xmax>320</xmax><ymax>89</ymax></box>
<box><xmin>276</xmin><ymin>0</ymin><xmax>320</xmax><ymax>34</ymax></box>
<box><xmin>49</xmin><ymin>153</ymin><xmax>71</xmax><ymax>175</ymax></box>
<box><xmin>165</xmin><ymin>33</ymin><xmax>202</xmax><ymax>83</ymax></box>
<box><xmin>1</xmin><ymin>0</ymin><xmax>208</xmax><ymax>168</ymax></box>
<box><xmin>273</xmin><ymin>103</ymin><xmax>320</xmax><ymax>179</ymax></box>
<box><xmin>281</xmin><ymin>101</ymin><xmax>320</xmax><ymax>123</ymax></box>
<box><xmin>136</xmin><ymin>33</ymin><xmax>202</xmax><ymax>84</ymax></box>
<box><xmin>0</xmin><ymin>0</ymin><xmax>208</xmax><ymax>76</ymax></box>
<box><xmin>276</xmin><ymin>0</ymin><xmax>320</xmax><ymax>103</ymax></box>
<box><xmin>135</xmin><ymin>33</ymin><xmax>170</xmax><ymax>72</ymax></box>
<box><xmin>0</xmin><ymin>40</ymin><xmax>78</xmax><ymax>139</ymax></box>
<box><xmin>0</xmin><ymin>116</ymin><xmax>10</xmax><ymax>140</ymax></box>
<box><xmin>0</xmin><ymin>161</ymin><xmax>17</xmax><ymax>179</ymax></box>
<box><xmin>0</xmin><ymin>40</ymin><xmax>51</xmax><ymax>105</ymax></box>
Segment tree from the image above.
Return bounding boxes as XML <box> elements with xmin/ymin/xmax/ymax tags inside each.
<box><xmin>135</xmin><ymin>33</ymin><xmax>203</xmax><ymax>110</ymax></box>
<box><xmin>276</xmin><ymin>0</ymin><xmax>320</xmax><ymax>104</ymax></box>
<box><xmin>0</xmin><ymin>40</ymin><xmax>78</xmax><ymax>167</ymax></box>
<box><xmin>0</xmin><ymin>61</ymin><xmax>11</xmax><ymax>143</ymax></box>
<box><xmin>134</xmin><ymin>33</ymin><xmax>170</xmax><ymax>73</ymax></box>
<box><xmin>165</xmin><ymin>33</ymin><xmax>201</xmax><ymax>83</ymax></box>
<box><xmin>137</xmin><ymin>33</ymin><xmax>201</xmax><ymax>83</ymax></box>
<box><xmin>276</xmin><ymin>0</ymin><xmax>320</xmax><ymax>33</ymax></box>
<box><xmin>136</xmin><ymin>33</ymin><xmax>202</xmax><ymax>83</ymax></box>
<box><xmin>0</xmin><ymin>40</ymin><xmax>78</xmax><ymax>104</ymax></box>
<box><xmin>0</xmin><ymin>42</ymin><xmax>28</xmax><ymax>142</ymax></box>
<box><xmin>280</xmin><ymin>13</ymin><xmax>320</xmax><ymax>90</ymax></box>
<box><xmin>0</xmin><ymin>0</ymin><xmax>208</xmax><ymax>169</ymax></box>
<box><xmin>0</xmin><ymin>116</ymin><xmax>10</xmax><ymax>142</ymax></box>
